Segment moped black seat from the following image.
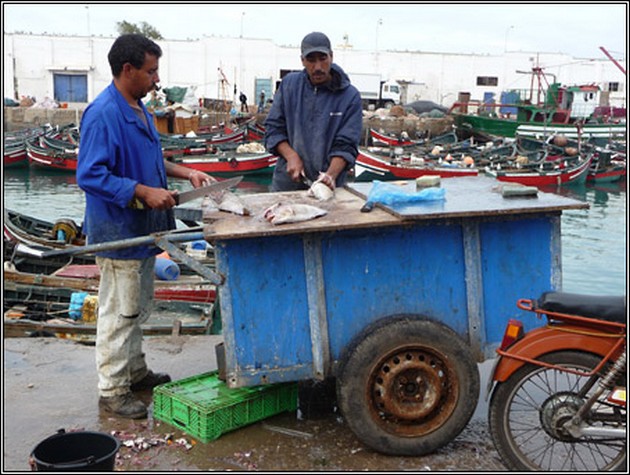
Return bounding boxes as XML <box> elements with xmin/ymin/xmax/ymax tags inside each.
<box><xmin>537</xmin><ymin>291</ymin><xmax>627</xmax><ymax>324</ymax></box>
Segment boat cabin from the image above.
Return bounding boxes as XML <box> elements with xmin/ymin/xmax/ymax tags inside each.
<box><xmin>515</xmin><ymin>83</ymin><xmax>602</xmax><ymax>125</ymax></box>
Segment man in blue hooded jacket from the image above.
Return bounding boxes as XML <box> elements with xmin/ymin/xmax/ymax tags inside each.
<box><xmin>264</xmin><ymin>32</ymin><xmax>363</xmax><ymax>192</ymax></box>
<box><xmin>77</xmin><ymin>34</ymin><xmax>214</xmax><ymax>419</ymax></box>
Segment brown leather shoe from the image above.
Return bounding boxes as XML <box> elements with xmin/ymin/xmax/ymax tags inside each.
<box><xmin>99</xmin><ymin>392</ymin><xmax>147</xmax><ymax>419</ymax></box>
<box><xmin>130</xmin><ymin>370</ymin><xmax>171</xmax><ymax>392</ymax></box>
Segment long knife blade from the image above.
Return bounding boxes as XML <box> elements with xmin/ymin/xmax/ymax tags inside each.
<box><xmin>175</xmin><ymin>176</ymin><xmax>243</xmax><ymax>205</ymax></box>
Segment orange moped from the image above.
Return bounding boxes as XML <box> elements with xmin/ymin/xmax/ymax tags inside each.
<box><xmin>487</xmin><ymin>291</ymin><xmax>626</xmax><ymax>471</ymax></box>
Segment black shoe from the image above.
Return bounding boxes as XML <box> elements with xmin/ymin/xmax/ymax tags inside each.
<box><xmin>99</xmin><ymin>392</ymin><xmax>147</xmax><ymax>419</ymax></box>
<box><xmin>130</xmin><ymin>370</ymin><xmax>171</xmax><ymax>392</ymax></box>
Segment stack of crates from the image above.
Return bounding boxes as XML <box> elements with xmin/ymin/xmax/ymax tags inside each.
<box><xmin>153</xmin><ymin>371</ymin><xmax>298</xmax><ymax>442</ymax></box>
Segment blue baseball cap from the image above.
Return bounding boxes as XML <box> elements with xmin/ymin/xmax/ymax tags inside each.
<box><xmin>301</xmin><ymin>32</ymin><xmax>332</xmax><ymax>57</ymax></box>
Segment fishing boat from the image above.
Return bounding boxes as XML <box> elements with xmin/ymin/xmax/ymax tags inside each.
<box><xmin>3</xmin><ymin>141</ymin><xmax>28</xmax><ymax>168</ymax></box>
<box><xmin>4</xmin><ymin>207</ymin><xmax>218</xmax><ymax>306</ymax></box>
<box><xmin>245</xmin><ymin>122</ymin><xmax>266</xmax><ymax>141</ymax></box>
<box><xmin>4</xmin><ymin>239</ymin><xmax>217</xmax><ymax>305</ymax></box>
<box><xmin>3</xmin><ymin>208</ymin><xmax>217</xmax><ymax>285</ymax></box>
<box><xmin>4</xmin><ymin>265</ymin><xmax>216</xmax><ymax>304</ymax></box>
<box><xmin>354</xmin><ymin>146</ymin><xmax>478</xmax><ymax>181</ymax></box>
<box><xmin>163</xmin><ymin>127</ymin><xmax>246</xmax><ymax>146</ymax></box>
<box><xmin>586</xmin><ymin>147</ymin><xmax>627</xmax><ymax>183</ymax></box>
<box><xmin>450</xmin><ymin>67</ymin><xmax>626</xmax><ymax>144</ymax></box>
<box><xmin>484</xmin><ymin>151</ymin><xmax>594</xmax><ymax>186</ymax></box>
<box><xmin>167</xmin><ymin>150</ymin><xmax>277</xmax><ymax>176</ymax></box>
<box><xmin>369</xmin><ymin>128</ymin><xmax>461</xmax><ymax>148</ymax></box>
<box><xmin>3</xmin><ymin>207</ymin><xmax>203</xmax><ymax>250</ymax></box>
<box><xmin>26</xmin><ymin>135</ymin><xmax>78</xmax><ymax>171</ymax></box>
<box><xmin>4</xmin><ymin>208</ymin><xmax>86</xmax><ymax>249</ymax></box>
<box><xmin>4</xmin><ymin>125</ymin><xmax>51</xmax><ymax>168</ymax></box>
<box><xmin>514</xmin><ymin>134</ymin><xmax>626</xmax><ymax>184</ymax></box>
<box><xmin>202</xmin><ymin>127</ymin><xmax>247</xmax><ymax>144</ymax></box>
<box><xmin>23</xmin><ymin>124</ymin><xmax>80</xmax><ymax>171</ymax></box>
<box><xmin>370</xmin><ymin>128</ymin><xmax>422</xmax><ymax>146</ymax></box>
<box><xmin>3</xmin><ymin>280</ymin><xmax>218</xmax><ymax>340</ymax></box>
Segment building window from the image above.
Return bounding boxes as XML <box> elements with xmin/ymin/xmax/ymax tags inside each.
<box><xmin>476</xmin><ymin>76</ymin><xmax>498</xmax><ymax>86</ymax></box>
<box><xmin>608</xmin><ymin>82</ymin><xmax>619</xmax><ymax>92</ymax></box>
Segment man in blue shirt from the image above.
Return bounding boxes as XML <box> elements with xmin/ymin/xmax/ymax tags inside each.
<box><xmin>77</xmin><ymin>34</ymin><xmax>213</xmax><ymax>419</ymax></box>
<box><xmin>264</xmin><ymin>32</ymin><xmax>363</xmax><ymax>192</ymax></box>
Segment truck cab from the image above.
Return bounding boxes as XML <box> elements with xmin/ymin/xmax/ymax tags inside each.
<box><xmin>381</xmin><ymin>81</ymin><xmax>401</xmax><ymax>106</ymax></box>
<box><xmin>348</xmin><ymin>73</ymin><xmax>401</xmax><ymax>109</ymax></box>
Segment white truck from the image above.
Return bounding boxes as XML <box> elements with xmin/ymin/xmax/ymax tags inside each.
<box><xmin>348</xmin><ymin>73</ymin><xmax>400</xmax><ymax>109</ymax></box>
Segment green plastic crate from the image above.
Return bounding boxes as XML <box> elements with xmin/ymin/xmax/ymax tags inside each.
<box><xmin>153</xmin><ymin>371</ymin><xmax>298</xmax><ymax>442</ymax></box>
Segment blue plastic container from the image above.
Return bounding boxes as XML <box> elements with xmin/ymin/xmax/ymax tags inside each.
<box><xmin>190</xmin><ymin>240</ymin><xmax>207</xmax><ymax>250</ymax></box>
<box><xmin>68</xmin><ymin>292</ymin><xmax>89</xmax><ymax>320</ymax></box>
<box><xmin>154</xmin><ymin>257</ymin><xmax>180</xmax><ymax>281</ymax></box>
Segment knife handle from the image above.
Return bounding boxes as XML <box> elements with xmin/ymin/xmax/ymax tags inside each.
<box><xmin>361</xmin><ymin>202</ymin><xmax>374</xmax><ymax>213</ymax></box>
<box><xmin>129</xmin><ymin>198</ymin><xmax>146</xmax><ymax>210</ymax></box>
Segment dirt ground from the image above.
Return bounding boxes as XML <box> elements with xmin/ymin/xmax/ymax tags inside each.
<box><xmin>2</xmin><ymin>335</ymin><xmax>508</xmax><ymax>472</ymax></box>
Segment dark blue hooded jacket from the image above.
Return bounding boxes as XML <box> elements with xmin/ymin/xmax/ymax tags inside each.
<box><xmin>264</xmin><ymin>63</ymin><xmax>363</xmax><ymax>191</ymax></box>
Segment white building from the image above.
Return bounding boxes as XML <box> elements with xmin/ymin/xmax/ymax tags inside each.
<box><xmin>3</xmin><ymin>32</ymin><xmax>626</xmax><ymax>109</ymax></box>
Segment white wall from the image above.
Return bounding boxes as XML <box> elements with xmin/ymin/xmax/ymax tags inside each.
<box><xmin>4</xmin><ymin>32</ymin><xmax>626</xmax><ymax>109</ymax></box>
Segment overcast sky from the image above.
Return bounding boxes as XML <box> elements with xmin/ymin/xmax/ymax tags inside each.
<box><xmin>2</xmin><ymin>2</ymin><xmax>627</xmax><ymax>60</ymax></box>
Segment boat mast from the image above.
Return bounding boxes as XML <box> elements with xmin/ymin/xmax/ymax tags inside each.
<box><xmin>599</xmin><ymin>46</ymin><xmax>626</xmax><ymax>76</ymax></box>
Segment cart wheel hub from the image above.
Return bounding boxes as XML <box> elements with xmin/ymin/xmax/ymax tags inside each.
<box><xmin>370</xmin><ymin>348</ymin><xmax>456</xmax><ymax>426</ymax></box>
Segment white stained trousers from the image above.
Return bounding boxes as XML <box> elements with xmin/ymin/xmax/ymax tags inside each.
<box><xmin>95</xmin><ymin>256</ymin><xmax>155</xmax><ymax>397</ymax></box>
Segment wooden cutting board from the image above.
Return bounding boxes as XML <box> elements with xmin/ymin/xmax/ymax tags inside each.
<box><xmin>202</xmin><ymin>187</ymin><xmax>400</xmax><ymax>241</ymax></box>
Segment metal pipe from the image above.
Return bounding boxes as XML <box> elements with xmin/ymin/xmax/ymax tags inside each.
<box><xmin>33</xmin><ymin>228</ymin><xmax>206</xmax><ymax>259</ymax></box>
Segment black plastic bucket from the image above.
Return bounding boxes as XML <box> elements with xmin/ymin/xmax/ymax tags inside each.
<box><xmin>31</xmin><ymin>429</ymin><xmax>120</xmax><ymax>471</ymax></box>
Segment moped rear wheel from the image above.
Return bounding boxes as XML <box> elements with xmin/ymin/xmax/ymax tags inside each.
<box><xmin>489</xmin><ymin>350</ymin><xmax>626</xmax><ymax>471</ymax></box>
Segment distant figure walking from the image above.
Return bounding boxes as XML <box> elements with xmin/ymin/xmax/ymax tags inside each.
<box><xmin>239</xmin><ymin>91</ymin><xmax>248</xmax><ymax>112</ymax></box>
<box><xmin>258</xmin><ymin>90</ymin><xmax>266</xmax><ymax>113</ymax></box>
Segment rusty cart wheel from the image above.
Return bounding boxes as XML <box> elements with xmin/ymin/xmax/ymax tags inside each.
<box><xmin>337</xmin><ymin>317</ymin><xmax>480</xmax><ymax>456</ymax></box>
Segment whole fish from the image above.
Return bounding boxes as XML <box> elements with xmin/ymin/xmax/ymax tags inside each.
<box><xmin>202</xmin><ymin>192</ymin><xmax>250</xmax><ymax>216</ymax></box>
<box><xmin>307</xmin><ymin>181</ymin><xmax>334</xmax><ymax>201</ymax></box>
<box><xmin>263</xmin><ymin>202</ymin><xmax>327</xmax><ymax>225</ymax></box>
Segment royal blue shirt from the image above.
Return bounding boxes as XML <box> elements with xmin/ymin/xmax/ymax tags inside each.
<box><xmin>264</xmin><ymin>63</ymin><xmax>363</xmax><ymax>191</ymax></box>
<box><xmin>76</xmin><ymin>82</ymin><xmax>175</xmax><ymax>259</ymax></box>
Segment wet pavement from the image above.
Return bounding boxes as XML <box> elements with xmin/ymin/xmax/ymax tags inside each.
<box><xmin>3</xmin><ymin>335</ymin><xmax>508</xmax><ymax>472</ymax></box>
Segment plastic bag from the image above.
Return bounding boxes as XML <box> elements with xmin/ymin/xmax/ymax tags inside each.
<box><xmin>365</xmin><ymin>180</ymin><xmax>445</xmax><ymax>206</ymax></box>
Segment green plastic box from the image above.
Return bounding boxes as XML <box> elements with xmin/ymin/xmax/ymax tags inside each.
<box><xmin>153</xmin><ymin>371</ymin><xmax>298</xmax><ymax>442</ymax></box>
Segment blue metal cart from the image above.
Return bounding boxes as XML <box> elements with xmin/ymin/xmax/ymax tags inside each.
<box><xmin>203</xmin><ymin>176</ymin><xmax>587</xmax><ymax>455</ymax></box>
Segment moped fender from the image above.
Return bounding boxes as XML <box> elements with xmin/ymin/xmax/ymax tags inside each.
<box><xmin>491</xmin><ymin>325</ymin><xmax>621</xmax><ymax>383</ymax></box>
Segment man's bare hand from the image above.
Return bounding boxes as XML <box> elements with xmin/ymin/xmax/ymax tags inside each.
<box><xmin>144</xmin><ymin>188</ymin><xmax>178</xmax><ymax>210</ymax></box>
<box><xmin>133</xmin><ymin>184</ymin><xmax>178</xmax><ymax>210</ymax></box>
<box><xmin>285</xmin><ymin>154</ymin><xmax>304</xmax><ymax>182</ymax></box>
<box><xmin>188</xmin><ymin>170</ymin><xmax>215</xmax><ymax>188</ymax></box>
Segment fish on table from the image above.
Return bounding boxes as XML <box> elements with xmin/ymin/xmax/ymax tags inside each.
<box><xmin>263</xmin><ymin>202</ymin><xmax>328</xmax><ymax>225</ymax></box>
<box><xmin>202</xmin><ymin>192</ymin><xmax>251</xmax><ymax>216</ymax></box>
<box><xmin>307</xmin><ymin>181</ymin><xmax>334</xmax><ymax>201</ymax></box>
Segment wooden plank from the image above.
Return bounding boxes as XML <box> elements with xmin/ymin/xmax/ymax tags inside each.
<box><xmin>202</xmin><ymin>177</ymin><xmax>588</xmax><ymax>241</ymax></box>
<box><xmin>3</xmin><ymin>318</ymin><xmax>210</xmax><ymax>338</ymax></box>
<box><xmin>203</xmin><ymin>187</ymin><xmax>400</xmax><ymax>241</ymax></box>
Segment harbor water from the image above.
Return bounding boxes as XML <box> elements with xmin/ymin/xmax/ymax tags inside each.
<box><xmin>3</xmin><ymin>167</ymin><xmax>627</xmax><ymax>296</ymax></box>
